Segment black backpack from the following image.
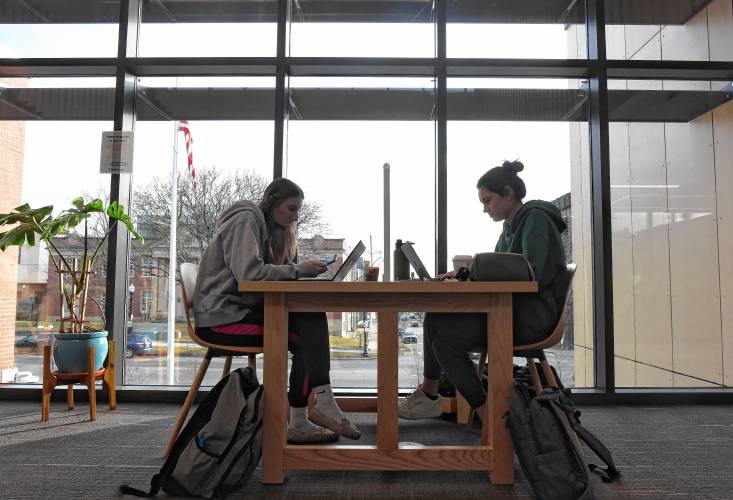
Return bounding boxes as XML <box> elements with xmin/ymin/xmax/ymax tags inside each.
<box><xmin>506</xmin><ymin>366</ymin><xmax>620</xmax><ymax>500</ymax></box>
<box><xmin>120</xmin><ymin>367</ymin><xmax>264</xmax><ymax>499</ymax></box>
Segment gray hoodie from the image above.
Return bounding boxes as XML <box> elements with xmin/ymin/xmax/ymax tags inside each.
<box><xmin>193</xmin><ymin>200</ymin><xmax>318</xmax><ymax>328</ymax></box>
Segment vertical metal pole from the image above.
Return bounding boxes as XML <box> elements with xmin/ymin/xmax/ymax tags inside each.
<box><xmin>435</xmin><ymin>0</ymin><xmax>448</xmax><ymax>275</ymax></box>
<box><xmin>586</xmin><ymin>0</ymin><xmax>614</xmax><ymax>393</ymax></box>
<box><xmin>167</xmin><ymin>121</ymin><xmax>179</xmax><ymax>385</ymax></box>
<box><xmin>273</xmin><ymin>0</ymin><xmax>290</xmax><ymax>179</ymax></box>
<box><xmin>106</xmin><ymin>0</ymin><xmax>140</xmax><ymax>387</ymax></box>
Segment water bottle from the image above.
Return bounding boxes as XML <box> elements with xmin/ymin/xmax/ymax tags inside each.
<box><xmin>393</xmin><ymin>239</ymin><xmax>410</xmax><ymax>281</ymax></box>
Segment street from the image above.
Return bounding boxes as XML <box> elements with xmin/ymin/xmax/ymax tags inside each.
<box><xmin>13</xmin><ymin>323</ymin><xmax>576</xmax><ymax>388</ymax></box>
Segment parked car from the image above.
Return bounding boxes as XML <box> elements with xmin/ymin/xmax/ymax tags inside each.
<box><xmin>126</xmin><ymin>333</ymin><xmax>153</xmax><ymax>358</ymax></box>
<box><xmin>15</xmin><ymin>334</ymin><xmax>39</xmax><ymax>349</ymax></box>
<box><xmin>14</xmin><ymin>332</ymin><xmax>53</xmax><ymax>351</ymax></box>
<box><xmin>402</xmin><ymin>330</ymin><xmax>418</xmax><ymax>344</ymax></box>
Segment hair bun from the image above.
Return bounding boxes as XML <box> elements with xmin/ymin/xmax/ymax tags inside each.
<box><xmin>502</xmin><ymin>160</ymin><xmax>524</xmax><ymax>174</ymax></box>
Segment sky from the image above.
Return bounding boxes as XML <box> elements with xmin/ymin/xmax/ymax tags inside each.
<box><xmin>1</xmin><ymin>20</ymin><xmax>575</xmax><ymax>274</ymax></box>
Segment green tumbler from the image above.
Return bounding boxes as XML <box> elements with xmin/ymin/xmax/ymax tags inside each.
<box><xmin>394</xmin><ymin>239</ymin><xmax>410</xmax><ymax>281</ymax></box>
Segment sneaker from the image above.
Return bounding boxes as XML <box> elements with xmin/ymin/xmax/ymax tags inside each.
<box><xmin>309</xmin><ymin>407</ymin><xmax>362</xmax><ymax>440</ymax></box>
<box><xmin>287</xmin><ymin>424</ymin><xmax>340</xmax><ymax>444</ymax></box>
<box><xmin>398</xmin><ymin>388</ymin><xmax>442</xmax><ymax>419</ymax></box>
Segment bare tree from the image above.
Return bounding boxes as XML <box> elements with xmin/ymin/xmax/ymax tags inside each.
<box><xmin>131</xmin><ymin>166</ymin><xmax>329</xmax><ymax>276</ymax></box>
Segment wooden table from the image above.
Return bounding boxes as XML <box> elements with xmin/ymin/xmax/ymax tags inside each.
<box><xmin>237</xmin><ymin>280</ymin><xmax>537</xmax><ymax>484</ymax></box>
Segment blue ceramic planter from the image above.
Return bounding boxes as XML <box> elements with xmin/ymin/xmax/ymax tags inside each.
<box><xmin>52</xmin><ymin>331</ymin><xmax>109</xmax><ymax>373</ymax></box>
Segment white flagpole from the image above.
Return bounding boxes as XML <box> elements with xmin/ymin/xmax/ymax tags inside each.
<box><xmin>167</xmin><ymin>120</ymin><xmax>179</xmax><ymax>385</ymax></box>
<box><xmin>383</xmin><ymin>163</ymin><xmax>390</xmax><ymax>281</ymax></box>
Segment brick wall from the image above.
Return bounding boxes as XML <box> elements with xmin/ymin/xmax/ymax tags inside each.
<box><xmin>0</xmin><ymin>78</ymin><xmax>27</xmax><ymax>372</ymax></box>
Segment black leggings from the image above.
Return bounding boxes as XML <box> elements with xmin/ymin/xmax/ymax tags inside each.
<box><xmin>423</xmin><ymin>312</ymin><xmax>543</xmax><ymax>409</ymax></box>
<box><xmin>197</xmin><ymin>310</ymin><xmax>330</xmax><ymax>408</ymax></box>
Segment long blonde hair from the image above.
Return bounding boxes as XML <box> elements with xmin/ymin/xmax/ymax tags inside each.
<box><xmin>257</xmin><ymin>178</ymin><xmax>304</xmax><ymax>265</ymax></box>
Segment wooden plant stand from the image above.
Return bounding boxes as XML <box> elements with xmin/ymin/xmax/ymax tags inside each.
<box><xmin>41</xmin><ymin>340</ymin><xmax>116</xmax><ymax>422</ymax></box>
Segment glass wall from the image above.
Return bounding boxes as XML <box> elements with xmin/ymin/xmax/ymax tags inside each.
<box><xmin>447</xmin><ymin>77</ymin><xmax>592</xmax><ymax>388</ymax></box>
<box><xmin>139</xmin><ymin>0</ymin><xmax>276</xmax><ymax>57</ymax></box>
<box><xmin>128</xmin><ymin>76</ymin><xmax>275</xmax><ymax>385</ymax></box>
<box><xmin>289</xmin><ymin>0</ymin><xmax>434</xmax><ymax>57</ymax></box>
<box><xmin>284</xmin><ymin>76</ymin><xmax>436</xmax><ymax>389</ymax></box>
<box><xmin>0</xmin><ymin>1</ymin><xmax>120</xmax><ymax>58</ymax></box>
<box><xmin>2</xmin><ymin>76</ymin><xmax>115</xmax><ymax>384</ymax></box>
<box><xmin>447</xmin><ymin>0</ymin><xmax>586</xmax><ymax>59</ymax></box>
<box><xmin>609</xmin><ymin>78</ymin><xmax>733</xmax><ymax>388</ymax></box>
<box><xmin>3</xmin><ymin>0</ymin><xmax>731</xmax><ymax>396</ymax></box>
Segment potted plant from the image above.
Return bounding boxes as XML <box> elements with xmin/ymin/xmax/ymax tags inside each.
<box><xmin>0</xmin><ymin>197</ymin><xmax>142</xmax><ymax>373</ymax></box>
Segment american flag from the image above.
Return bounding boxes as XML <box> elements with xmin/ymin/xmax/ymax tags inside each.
<box><xmin>178</xmin><ymin>120</ymin><xmax>196</xmax><ymax>189</ymax></box>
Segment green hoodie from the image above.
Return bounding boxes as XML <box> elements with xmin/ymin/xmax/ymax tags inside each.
<box><xmin>495</xmin><ymin>200</ymin><xmax>568</xmax><ymax>342</ymax></box>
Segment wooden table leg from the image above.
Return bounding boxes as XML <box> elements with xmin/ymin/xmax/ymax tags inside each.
<box><xmin>377</xmin><ymin>311</ymin><xmax>398</xmax><ymax>451</ymax></box>
<box><xmin>87</xmin><ymin>346</ymin><xmax>97</xmax><ymax>421</ymax></box>
<box><xmin>487</xmin><ymin>293</ymin><xmax>514</xmax><ymax>484</ymax></box>
<box><xmin>42</xmin><ymin>346</ymin><xmax>54</xmax><ymax>422</ymax></box>
<box><xmin>104</xmin><ymin>340</ymin><xmax>117</xmax><ymax>410</ymax></box>
<box><xmin>262</xmin><ymin>293</ymin><xmax>288</xmax><ymax>484</ymax></box>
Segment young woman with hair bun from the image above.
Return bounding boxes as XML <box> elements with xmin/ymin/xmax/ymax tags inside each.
<box><xmin>399</xmin><ymin>160</ymin><xmax>568</xmax><ymax>426</ymax></box>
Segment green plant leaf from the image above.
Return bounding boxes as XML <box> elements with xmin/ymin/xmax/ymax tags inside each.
<box><xmin>71</xmin><ymin>197</ymin><xmax>84</xmax><ymax>210</ymax></box>
<box><xmin>0</xmin><ymin>225</ymin><xmax>39</xmax><ymax>250</ymax></box>
<box><xmin>0</xmin><ymin>205</ymin><xmax>53</xmax><ymax>226</ymax></box>
<box><xmin>82</xmin><ymin>199</ymin><xmax>105</xmax><ymax>213</ymax></box>
<box><xmin>107</xmin><ymin>201</ymin><xmax>143</xmax><ymax>242</ymax></box>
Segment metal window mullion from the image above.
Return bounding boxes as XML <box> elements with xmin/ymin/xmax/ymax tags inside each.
<box><xmin>105</xmin><ymin>0</ymin><xmax>141</xmax><ymax>386</ymax></box>
<box><xmin>435</xmin><ymin>0</ymin><xmax>447</xmax><ymax>275</ymax></box>
<box><xmin>273</xmin><ymin>0</ymin><xmax>290</xmax><ymax>179</ymax></box>
<box><xmin>586</xmin><ymin>0</ymin><xmax>614</xmax><ymax>394</ymax></box>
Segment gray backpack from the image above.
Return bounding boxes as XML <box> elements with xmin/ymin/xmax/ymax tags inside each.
<box><xmin>120</xmin><ymin>367</ymin><xmax>264</xmax><ymax>498</ymax></box>
<box><xmin>506</xmin><ymin>367</ymin><xmax>620</xmax><ymax>500</ymax></box>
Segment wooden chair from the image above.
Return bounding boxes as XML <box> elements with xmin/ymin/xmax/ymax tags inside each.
<box><xmin>465</xmin><ymin>263</ymin><xmax>577</xmax><ymax>428</ymax></box>
<box><xmin>41</xmin><ymin>341</ymin><xmax>116</xmax><ymax>422</ymax></box>
<box><xmin>164</xmin><ymin>263</ymin><xmax>263</xmax><ymax>456</ymax></box>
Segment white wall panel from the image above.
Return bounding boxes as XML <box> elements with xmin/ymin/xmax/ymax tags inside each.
<box><xmin>666</xmin><ymin>116</ymin><xmax>723</xmax><ymax>386</ymax></box>
<box><xmin>628</xmin><ymin>123</ymin><xmax>674</xmax><ymax>387</ymax></box>
<box><xmin>708</xmin><ymin>0</ymin><xmax>733</xmax><ymax>61</ymax></box>
<box><xmin>569</xmin><ymin>121</ymin><xmax>593</xmax><ymax>387</ymax></box>
<box><xmin>713</xmin><ymin>100</ymin><xmax>733</xmax><ymax>386</ymax></box>
<box><xmin>661</xmin><ymin>7</ymin><xmax>711</xmax><ymax>61</ymax></box>
<box><xmin>625</xmin><ymin>25</ymin><xmax>661</xmax><ymax>59</ymax></box>
<box><xmin>610</xmin><ymin>123</ymin><xmax>637</xmax><ymax>388</ymax></box>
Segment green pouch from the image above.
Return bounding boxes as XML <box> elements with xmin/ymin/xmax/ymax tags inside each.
<box><xmin>469</xmin><ymin>252</ymin><xmax>535</xmax><ymax>282</ymax></box>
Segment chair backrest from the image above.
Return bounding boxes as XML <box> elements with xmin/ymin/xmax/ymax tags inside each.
<box><xmin>178</xmin><ymin>263</ymin><xmax>261</xmax><ymax>354</ymax></box>
<box><xmin>178</xmin><ymin>263</ymin><xmax>199</xmax><ymax>340</ymax></box>
<box><xmin>514</xmin><ymin>263</ymin><xmax>577</xmax><ymax>352</ymax></box>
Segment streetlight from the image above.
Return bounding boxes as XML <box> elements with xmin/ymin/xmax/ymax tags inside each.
<box><xmin>128</xmin><ymin>283</ymin><xmax>135</xmax><ymax>336</ymax></box>
<box><xmin>362</xmin><ymin>314</ymin><xmax>369</xmax><ymax>357</ymax></box>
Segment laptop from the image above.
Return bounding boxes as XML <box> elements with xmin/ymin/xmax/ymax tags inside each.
<box><xmin>398</xmin><ymin>241</ymin><xmax>435</xmax><ymax>280</ymax></box>
<box><xmin>300</xmin><ymin>240</ymin><xmax>366</xmax><ymax>281</ymax></box>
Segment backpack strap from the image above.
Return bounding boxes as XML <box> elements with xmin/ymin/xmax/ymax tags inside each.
<box><xmin>119</xmin><ymin>474</ymin><xmax>162</xmax><ymax>497</ymax></box>
<box><xmin>572</xmin><ymin>423</ymin><xmax>621</xmax><ymax>482</ymax></box>
<box><xmin>544</xmin><ymin>394</ymin><xmax>594</xmax><ymax>500</ymax></box>
<box><xmin>555</xmin><ymin>396</ymin><xmax>621</xmax><ymax>482</ymax></box>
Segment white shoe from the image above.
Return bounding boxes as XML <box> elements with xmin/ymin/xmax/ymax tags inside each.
<box><xmin>398</xmin><ymin>388</ymin><xmax>442</xmax><ymax>419</ymax></box>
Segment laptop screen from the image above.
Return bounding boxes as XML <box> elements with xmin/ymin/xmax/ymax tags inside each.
<box><xmin>399</xmin><ymin>241</ymin><xmax>432</xmax><ymax>280</ymax></box>
<box><xmin>300</xmin><ymin>240</ymin><xmax>366</xmax><ymax>281</ymax></box>
<box><xmin>332</xmin><ymin>240</ymin><xmax>366</xmax><ymax>281</ymax></box>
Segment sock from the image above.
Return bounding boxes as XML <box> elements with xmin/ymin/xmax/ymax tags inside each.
<box><xmin>289</xmin><ymin>406</ymin><xmax>327</xmax><ymax>433</ymax></box>
<box><xmin>313</xmin><ymin>384</ymin><xmax>345</xmax><ymax>421</ymax></box>
<box><xmin>420</xmin><ymin>385</ymin><xmax>440</xmax><ymax>399</ymax></box>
